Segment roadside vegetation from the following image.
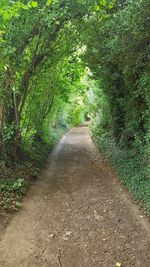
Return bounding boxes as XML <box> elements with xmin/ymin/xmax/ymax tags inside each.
<box><xmin>86</xmin><ymin>0</ymin><xmax>150</xmax><ymax>214</ymax></box>
<box><xmin>0</xmin><ymin>0</ymin><xmax>150</xmax><ymax>214</ymax></box>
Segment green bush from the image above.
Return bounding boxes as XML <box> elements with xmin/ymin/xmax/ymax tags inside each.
<box><xmin>91</xmin><ymin>128</ymin><xmax>150</xmax><ymax>214</ymax></box>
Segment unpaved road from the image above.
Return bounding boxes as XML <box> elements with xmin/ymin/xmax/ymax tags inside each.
<box><xmin>0</xmin><ymin>126</ymin><xmax>150</xmax><ymax>267</ymax></box>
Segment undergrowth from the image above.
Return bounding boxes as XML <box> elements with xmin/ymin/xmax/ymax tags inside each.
<box><xmin>0</xmin><ymin>178</ymin><xmax>27</xmax><ymax>211</ymax></box>
<box><xmin>0</xmin><ymin>126</ymin><xmax>66</xmax><ymax>212</ymax></box>
<box><xmin>92</xmin><ymin>132</ymin><xmax>150</xmax><ymax>215</ymax></box>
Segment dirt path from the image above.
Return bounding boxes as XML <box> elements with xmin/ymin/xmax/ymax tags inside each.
<box><xmin>0</xmin><ymin>126</ymin><xmax>150</xmax><ymax>267</ymax></box>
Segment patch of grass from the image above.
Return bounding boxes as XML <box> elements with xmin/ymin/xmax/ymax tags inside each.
<box><xmin>92</xmin><ymin>133</ymin><xmax>150</xmax><ymax>215</ymax></box>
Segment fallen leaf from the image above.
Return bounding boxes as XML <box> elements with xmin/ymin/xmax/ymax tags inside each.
<box><xmin>116</xmin><ymin>262</ymin><xmax>122</xmax><ymax>267</ymax></box>
<box><xmin>48</xmin><ymin>233</ymin><xmax>55</xmax><ymax>239</ymax></box>
<box><xmin>65</xmin><ymin>231</ymin><xmax>72</xmax><ymax>236</ymax></box>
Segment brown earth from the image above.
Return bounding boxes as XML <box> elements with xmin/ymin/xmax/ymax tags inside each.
<box><xmin>0</xmin><ymin>125</ymin><xmax>150</xmax><ymax>267</ymax></box>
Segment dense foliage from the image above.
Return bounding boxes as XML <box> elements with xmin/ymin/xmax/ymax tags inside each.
<box><xmin>83</xmin><ymin>0</ymin><xmax>150</xmax><ymax>213</ymax></box>
<box><xmin>0</xmin><ymin>0</ymin><xmax>95</xmax><ymax>162</ymax></box>
<box><xmin>0</xmin><ymin>0</ymin><xmax>150</xmax><ymax>212</ymax></box>
<box><xmin>0</xmin><ymin>0</ymin><xmax>109</xmax><ymax>209</ymax></box>
<box><xmin>85</xmin><ymin>0</ymin><xmax>150</xmax><ymax>151</ymax></box>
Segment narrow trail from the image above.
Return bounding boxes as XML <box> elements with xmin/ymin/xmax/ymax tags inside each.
<box><xmin>0</xmin><ymin>126</ymin><xmax>150</xmax><ymax>267</ymax></box>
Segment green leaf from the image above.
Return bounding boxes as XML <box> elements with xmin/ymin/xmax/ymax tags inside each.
<box><xmin>46</xmin><ymin>0</ymin><xmax>52</xmax><ymax>6</ymax></box>
<box><xmin>29</xmin><ymin>1</ymin><xmax>38</xmax><ymax>8</ymax></box>
<box><xmin>2</xmin><ymin>11</ymin><xmax>12</xmax><ymax>20</ymax></box>
<box><xmin>100</xmin><ymin>0</ymin><xmax>106</xmax><ymax>6</ymax></box>
<box><xmin>0</xmin><ymin>30</ymin><xmax>5</xmax><ymax>35</ymax></box>
<box><xmin>55</xmin><ymin>20</ymin><xmax>60</xmax><ymax>25</ymax></box>
<box><xmin>94</xmin><ymin>5</ymin><xmax>100</xmax><ymax>11</ymax></box>
<box><xmin>19</xmin><ymin>3</ymin><xmax>29</xmax><ymax>10</ymax></box>
<box><xmin>108</xmin><ymin>3</ymin><xmax>114</xmax><ymax>9</ymax></box>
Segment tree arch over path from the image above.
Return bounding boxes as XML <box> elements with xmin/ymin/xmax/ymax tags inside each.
<box><xmin>0</xmin><ymin>0</ymin><xmax>150</xmax><ymax>163</ymax></box>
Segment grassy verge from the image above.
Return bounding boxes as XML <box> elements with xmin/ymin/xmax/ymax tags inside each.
<box><xmin>92</xmin><ymin>132</ymin><xmax>150</xmax><ymax>215</ymax></box>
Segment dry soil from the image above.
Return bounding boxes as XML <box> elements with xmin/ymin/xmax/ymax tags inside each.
<box><xmin>0</xmin><ymin>125</ymin><xmax>150</xmax><ymax>267</ymax></box>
